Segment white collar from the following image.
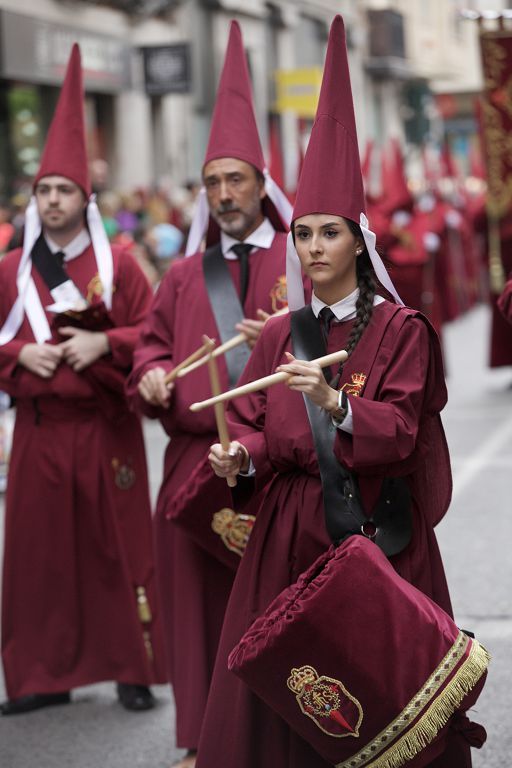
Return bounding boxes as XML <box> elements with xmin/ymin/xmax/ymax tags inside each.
<box><xmin>311</xmin><ymin>289</ymin><xmax>385</xmax><ymax>322</ymax></box>
<box><xmin>45</xmin><ymin>229</ymin><xmax>91</xmax><ymax>262</ymax></box>
<box><xmin>221</xmin><ymin>217</ymin><xmax>275</xmax><ymax>260</ymax></box>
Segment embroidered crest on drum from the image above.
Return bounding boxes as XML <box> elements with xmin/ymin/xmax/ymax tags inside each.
<box><xmin>287</xmin><ymin>665</ymin><xmax>363</xmax><ymax>738</ymax></box>
<box><xmin>341</xmin><ymin>372</ymin><xmax>367</xmax><ymax>397</ymax></box>
<box><xmin>211</xmin><ymin>508</ymin><xmax>255</xmax><ymax>557</ymax></box>
<box><xmin>111</xmin><ymin>458</ymin><xmax>136</xmax><ymax>490</ymax></box>
<box><xmin>270</xmin><ymin>275</ymin><xmax>288</xmax><ymax>312</ymax></box>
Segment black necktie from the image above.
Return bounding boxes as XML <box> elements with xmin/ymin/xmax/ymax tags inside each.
<box><xmin>55</xmin><ymin>250</ymin><xmax>66</xmax><ymax>266</ymax></box>
<box><xmin>319</xmin><ymin>306</ymin><xmax>336</xmax><ymax>344</ymax></box>
<box><xmin>231</xmin><ymin>242</ymin><xmax>252</xmax><ymax>306</ymax></box>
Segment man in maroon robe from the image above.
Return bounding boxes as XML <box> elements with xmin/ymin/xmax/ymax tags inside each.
<box><xmin>126</xmin><ymin>21</ymin><xmax>291</xmax><ymax>768</ymax></box>
<box><xmin>0</xmin><ymin>44</ymin><xmax>165</xmax><ymax>716</ymax></box>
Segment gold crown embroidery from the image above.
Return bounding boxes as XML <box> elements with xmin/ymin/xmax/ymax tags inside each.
<box><xmin>341</xmin><ymin>372</ymin><xmax>367</xmax><ymax>397</ymax></box>
<box><xmin>270</xmin><ymin>275</ymin><xmax>288</xmax><ymax>313</ymax></box>
<box><xmin>211</xmin><ymin>508</ymin><xmax>255</xmax><ymax>557</ymax></box>
<box><xmin>287</xmin><ymin>665</ymin><xmax>363</xmax><ymax>738</ymax></box>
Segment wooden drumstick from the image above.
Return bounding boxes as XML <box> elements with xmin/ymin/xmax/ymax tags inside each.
<box><xmin>163</xmin><ymin>339</ymin><xmax>216</xmax><ymax>384</ymax></box>
<box><xmin>176</xmin><ymin>306</ymin><xmax>289</xmax><ymax>379</ymax></box>
<box><xmin>203</xmin><ymin>335</ymin><xmax>237</xmax><ymax>488</ymax></box>
<box><xmin>190</xmin><ymin>348</ymin><xmax>348</xmax><ymax>412</ymax></box>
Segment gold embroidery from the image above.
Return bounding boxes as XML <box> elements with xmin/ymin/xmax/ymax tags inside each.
<box><xmin>341</xmin><ymin>372</ymin><xmax>367</xmax><ymax>397</ymax></box>
<box><xmin>270</xmin><ymin>275</ymin><xmax>288</xmax><ymax>313</ymax></box>
<box><xmin>86</xmin><ymin>274</ymin><xmax>104</xmax><ymax>304</ymax></box>
<box><xmin>335</xmin><ymin>632</ymin><xmax>490</xmax><ymax>768</ymax></box>
<box><xmin>135</xmin><ymin>586</ymin><xmax>154</xmax><ymax>662</ymax></box>
<box><xmin>211</xmin><ymin>508</ymin><xmax>255</xmax><ymax>557</ymax></box>
<box><xmin>288</xmin><ymin>665</ymin><xmax>363</xmax><ymax>738</ymax></box>
<box><xmin>111</xmin><ymin>458</ymin><xmax>136</xmax><ymax>490</ymax></box>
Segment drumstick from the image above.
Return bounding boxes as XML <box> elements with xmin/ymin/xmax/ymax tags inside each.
<box><xmin>190</xmin><ymin>348</ymin><xmax>348</xmax><ymax>412</ymax></box>
<box><xmin>203</xmin><ymin>335</ymin><xmax>237</xmax><ymax>489</ymax></box>
<box><xmin>163</xmin><ymin>339</ymin><xmax>215</xmax><ymax>384</ymax></box>
<box><xmin>176</xmin><ymin>306</ymin><xmax>289</xmax><ymax>379</ymax></box>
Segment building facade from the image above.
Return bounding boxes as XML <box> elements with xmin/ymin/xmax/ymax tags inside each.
<box><xmin>0</xmin><ymin>0</ymin><xmax>500</xmax><ymax>196</ymax></box>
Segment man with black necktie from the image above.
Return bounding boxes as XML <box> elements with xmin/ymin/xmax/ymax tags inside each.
<box><xmin>0</xmin><ymin>44</ymin><xmax>165</xmax><ymax>717</ymax></box>
<box><xmin>126</xmin><ymin>21</ymin><xmax>292</xmax><ymax>768</ymax></box>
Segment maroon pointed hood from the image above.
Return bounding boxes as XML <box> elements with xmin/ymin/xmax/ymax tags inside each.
<box><xmin>34</xmin><ymin>44</ymin><xmax>90</xmax><ymax>196</ymax></box>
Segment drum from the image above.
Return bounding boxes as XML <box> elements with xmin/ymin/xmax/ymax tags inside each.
<box><xmin>228</xmin><ymin>536</ymin><xmax>489</xmax><ymax>767</ymax></box>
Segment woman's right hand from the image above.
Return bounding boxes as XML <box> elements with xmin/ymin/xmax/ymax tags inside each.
<box><xmin>209</xmin><ymin>441</ymin><xmax>250</xmax><ymax>478</ymax></box>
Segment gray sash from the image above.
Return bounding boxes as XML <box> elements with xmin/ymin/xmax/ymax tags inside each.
<box><xmin>203</xmin><ymin>243</ymin><xmax>251</xmax><ymax>387</ymax></box>
<box><xmin>291</xmin><ymin>305</ymin><xmax>412</xmax><ymax>555</ymax></box>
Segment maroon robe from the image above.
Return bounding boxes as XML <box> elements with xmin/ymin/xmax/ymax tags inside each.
<box><xmin>488</xmin><ymin>218</ymin><xmax>512</xmax><ymax>367</ymax></box>
<box><xmin>196</xmin><ymin>301</ymin><xmax>476</xmax><ymax>768</ymax></box>
<box><xmin>0</xmin><ymin>242</ymin><xmax>166</xmax><ymax>700</ymax></box>
<box><xmin>497</xmin><ymin>276</ymin><xmax>512</xmax><ymax>323</ymax></box>
<box><xmin>126</xmin><ymin>232</ymin><xmax>288</xmax><ymax>748</ymax></box>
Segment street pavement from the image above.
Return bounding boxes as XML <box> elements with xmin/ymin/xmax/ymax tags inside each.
<box><xmin>0</xmin><ymin>302</ymin><xmax>510</xmax><ymax>767</ymax></box>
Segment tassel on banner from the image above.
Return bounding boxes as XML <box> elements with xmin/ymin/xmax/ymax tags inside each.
<box><xmin>488</xmin><ymin>216</ymin><xmax>506</xmax><ymax>294</ymax></box>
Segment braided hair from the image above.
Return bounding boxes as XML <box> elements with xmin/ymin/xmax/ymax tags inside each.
<box><xmin>344</xmin><ymin>218</ymin><xmax>376</xmax><ymax>357</ymax></box>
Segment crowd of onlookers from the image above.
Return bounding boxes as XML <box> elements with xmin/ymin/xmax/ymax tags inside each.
<box><xmin>0</xmin><ymin>176</ymin><xmax>201</xmax><ymax>287</ymax></box>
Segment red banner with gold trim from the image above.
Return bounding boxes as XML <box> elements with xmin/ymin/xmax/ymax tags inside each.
<box><xmin>478</xmin><ymin>27</ymin><xmax>512</xmax><ymax>291</ymax></box>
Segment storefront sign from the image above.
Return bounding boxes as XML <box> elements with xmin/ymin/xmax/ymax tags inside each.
<box><xmin>0</xmin><ymin>10</ymin><xmax>131</xmax><ymax>92</ymax></box>
<box><xmin>142</xmin><ymin>44</ymin><xmax>191</xmax><ymax>95</ymax></box>
<box><xmin>273</xmin><ymin>67</ymin><xmax>322</xmax><ymax>118</ymax></box>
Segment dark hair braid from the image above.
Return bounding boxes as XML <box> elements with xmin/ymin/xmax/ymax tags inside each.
<box><xmin>345</xmin><ymin>254</ymin><xmax>376</xmax><ymax>357</ymax></box>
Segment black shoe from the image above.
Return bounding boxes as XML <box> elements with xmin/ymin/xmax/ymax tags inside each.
<box><xmin>116</xmin><ymin>683</ymin><xmax>155</xmax><ymax>712</ymax></box>
<box><xmin>0</xmin><ymin>692</ymin><xmax>71</xmax><ymax>716</ymax></box>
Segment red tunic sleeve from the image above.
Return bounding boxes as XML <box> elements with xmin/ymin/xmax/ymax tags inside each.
<box><xmin>334</xmin><ymin>315</ymin><xmax>431</xmax><ymax>473</ymax></box>
<box><xmin>105</xmin><ymin>247</ymin><xmax>153</xmax><ymax>369</ymax></box>
<box><xmin>125</xmin><ymin>260</ymin><xmax>180</xmax><ymax>419</ymax></box>
<box><xmin>0</xmin><ymin>250</ymin><xmax>25</xmax><ymax>384</ymax></box>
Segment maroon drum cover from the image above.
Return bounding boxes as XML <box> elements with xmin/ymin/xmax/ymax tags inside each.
<box><xmin>228</xmin><ymin>536</ymin><xmax>489</xmax><ymax>768</ymax></box>
<box><xmin>166</xmin><ymin>458</ymin><xmax>255</xmax><ymax>571</ymax></box>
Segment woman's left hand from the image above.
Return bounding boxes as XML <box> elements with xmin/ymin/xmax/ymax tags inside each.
<box><xmin>276</xmin><ymin>352</ymin><xmax>338</xmax><ymax>411</ymax></box>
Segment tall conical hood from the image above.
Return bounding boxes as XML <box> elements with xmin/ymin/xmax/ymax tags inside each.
<box><xmin>292</xmin><ymin>15</ymin><xmax>365</xmax><ymax>224</ymax></box>
<box><xmin>203</xmin><ymin>21</ymin><xmax>265</xmax><ymax>172</ymax></box>
<box><xmin>380</xmin><ymin>138</ymin><xmax>413</xmax><ymax>215</ymax></box>
<box><xmin>286</xmin><ymin>15</ymin><xmax>402</xmax><ymax>310</ymax></box>
<box><xmin>34</xmin><ymin>44</ymin><xmax>90</xmax><ymax>196</ymax></box>
<box><xmin>185</xmin><ymin>20</ymin><xmax>291</xmax><ymax>254</ymax></box>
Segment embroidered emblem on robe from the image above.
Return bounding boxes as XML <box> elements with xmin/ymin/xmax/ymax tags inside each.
<box><xmin>270</xmin><ymin>275</ymin><xmax>288</xmax><ymax>312</ymax></box>
<box><xmin>211</xmin><ymin>508</ymin><xmax>255</xmax><ymax>557</ymax></box>
<box><xmin>86</xmin><ymin>274</ymin><xmax>104</xmax><ymax>304</ymax></box>
<box><xmin>287</xmin><ymin>665</ymin><xmax>363</xmax><ymax>738</ymax></box>
<box><xmin>341</xmin><ymin>372</ymin><xmax>367</xmax><ymax>397</ymax></box>
<box><xmin>111</xmin><ymin>458</ymin><xmax>136</xmax><ymax>490</ymax></box>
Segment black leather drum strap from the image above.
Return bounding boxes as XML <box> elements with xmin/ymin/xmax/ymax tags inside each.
<box><xmin>203</xmin><ymin>243</ymin><xmax>251</xmax><ymax>388</ymax></box>
<box><xmin>291</xmin><ymin>306</ymin><xmax>367</xmax><ymax>544</ymax></box>
<box><xmin>31</xmin><ymin>234</ymin><xmax>69</xmax><ymax>290</ymax></box>
<box><xmin>290</xmin><ymin>306</ymin><xmax>412</xmax><ymax>555</ymax></box>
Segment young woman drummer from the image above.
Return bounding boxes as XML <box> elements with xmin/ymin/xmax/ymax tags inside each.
<box><xmin>196</xmin><ymin>16</ymin><xmax>486</xmax><ymax>768</ymax></box>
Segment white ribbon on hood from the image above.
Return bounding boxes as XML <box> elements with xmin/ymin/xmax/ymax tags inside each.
<box><xmin>184</xmin><ymin>167</ymin><xmax>293</xmax><ymax>257</ymax></box>
<box><xmin>0</xmin><ymin>194</ymin><xmax>114</xmax><ymax>346</ymax></box>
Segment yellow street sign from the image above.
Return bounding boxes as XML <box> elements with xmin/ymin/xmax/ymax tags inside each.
<box><xmin>273</xmin><ymin>67</ymin><xmax>322</xmax><ymax>117</ymax></box>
